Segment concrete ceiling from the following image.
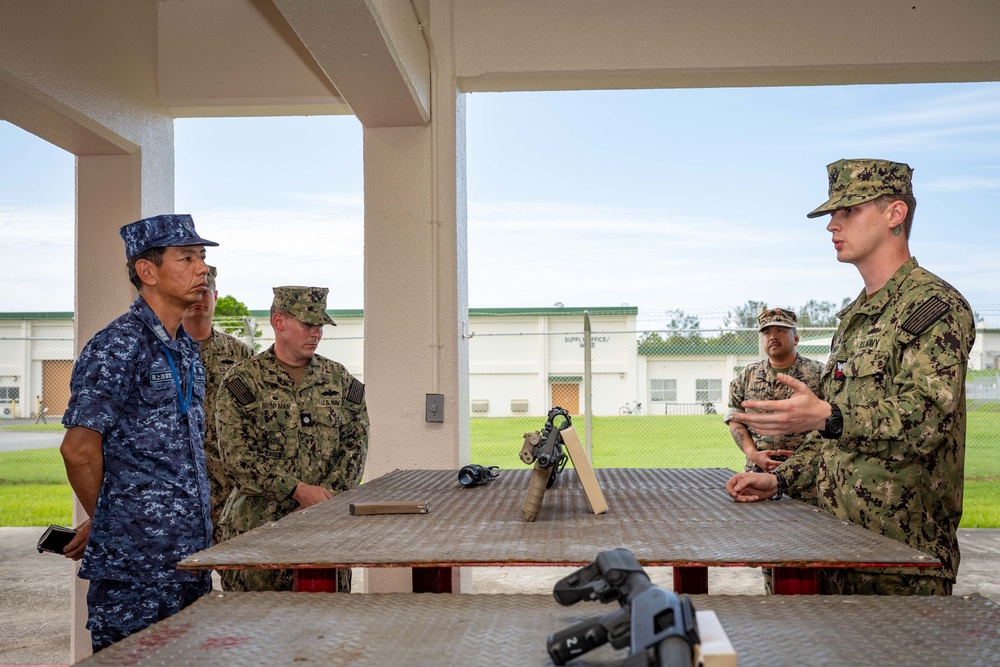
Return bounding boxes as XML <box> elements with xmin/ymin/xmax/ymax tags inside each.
<box><xmin>158</xmin><ymin>0</ymin><xmax>430</xmax><ymax>127</ymax></box>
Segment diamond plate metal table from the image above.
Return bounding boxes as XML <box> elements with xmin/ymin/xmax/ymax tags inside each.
<box><xmin>76</xmin><ymin>591</ymin><xmax>1000</xmax><ymax>666</ymax></box>
<box><xmin>178</xmin><ymin>468</ymin><xmax>939</xmax><ymax>594</ymax></box>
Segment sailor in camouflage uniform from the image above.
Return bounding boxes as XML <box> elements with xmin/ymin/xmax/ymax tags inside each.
<box><xmin>727</xmin><ymin>159</ymin><xmax>975</xmax><ymax>595</ymax></box>
<box><xmin>725</xmin><ymin>308</ymin><xmax>825</xmax><ymax>475</ymax></box>
<box><xmin>182</xmin><ymin>265</ymin><xmax>253</xmax><ymax>545</ymax></box>
<box><xmin>725</xmin><ymin>307</ymin><xmax>825</xmax><ymax>594</ymax></box>
<box><xmin>59</xmin><ymin>214</ymin><xmax>217</xmax><ymax>652</ymax></box>
<box><xmin>216</xmin><ymin>286</ymin><xmax>369</xmax><ymax>592</ymax></box>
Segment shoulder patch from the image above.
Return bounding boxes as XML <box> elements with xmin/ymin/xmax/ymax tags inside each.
<box><xmin>224</xmin><ymin>375</ymin><xmax>255</xmax><ymax>406</ymax></box>
<box><xmin>901</xmin><ymin>296</ymin><xmax>950</xmax><ymax>336</ymax></box>
<box><xmin>346</xmin><ymin>378</ymin><xmax>365</xmax><ymax>405</ymax></box>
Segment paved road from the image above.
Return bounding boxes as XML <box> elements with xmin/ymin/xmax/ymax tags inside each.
<box><xmin>0</xmin><ymin>430</ymin><xmax>64</xmax><ymax>453</ymax></box>
<box><xmin>0</xmin><ymin>419</ymin><xmax>64</xmax><ymax>453</ymax></box>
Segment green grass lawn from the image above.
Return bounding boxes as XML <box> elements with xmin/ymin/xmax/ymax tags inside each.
<box><xmin>2</xmin><ymin>413</ymin><xmax>998</xmax><ymax>526</ymax></box>
<box><xmin>0</xmin><ymin>447</ymin><xmax>73</xmax><ymax>525</ymax></box>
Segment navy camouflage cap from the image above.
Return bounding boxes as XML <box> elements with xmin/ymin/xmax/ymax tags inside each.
<box><xmin>758</xmin><ymin>308</ymin><xmax>797</xmax><ymax>331</ymax></box>
<box><xmin>807</xmin><ymin>159</ymin><xmax>913</xmax><ymax>219</ymax></box>
<box><xmin>272</xmin><ymin>286</ymin><xmax>337</xmax><ymax>326</ymax></box>
<box><xmin>119</xmin><ymin>214</ymin><xmax>219</xmax><ymax>259</ymax></box>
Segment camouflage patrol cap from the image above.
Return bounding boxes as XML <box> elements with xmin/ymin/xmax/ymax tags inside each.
<box><xmin>272</xmin><ymin>286</ymin><xmax>337</xmax><ymax>326</ymax></box>
<box><xmin>806</xmin><ymin>158</ymin><xmax>913</xmax><ymax>218</ymax></box>
<box><xmin>119</xmin><ymin>214</ymin><xmax>219</xmax><ymax>259</ymax></box>
<box><xmin>206</xmin><ymin>265</ymin><xmax>218</xmax><ymax>292</ymax></box>
<box><xmin>758</xmin><ymin>307</ymin><xmax>797</xmax><ymax>331</ymax></box>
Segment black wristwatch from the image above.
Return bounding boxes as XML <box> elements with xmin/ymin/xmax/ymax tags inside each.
<box><xmin>821</xmin><ymin>403</ymin><xmax>844</xmax><ymax>439</ymax></box>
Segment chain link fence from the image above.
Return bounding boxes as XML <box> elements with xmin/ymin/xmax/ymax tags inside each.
<box><xmin>2</xmin><ymin>317</ymin><xmax>998</xmax><ymax>517</ymax></box>
<box><xmin>469</xmin><ymin>324</ymin><xmax>1000</xmax><ymax>472</ymax></box>
<box><xmin>468</xmin><ymin>325</ymin><xmax>837</xmax><ymax>471</ymax></box>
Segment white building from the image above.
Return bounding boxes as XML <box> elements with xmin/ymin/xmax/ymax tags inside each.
<box><xmin>0</xmin><ymin>312</ymin><xmax>74</xmax><ymax>419</ymax></box>
<box><xmin>6</xmin><ymin>308</ymin><xmax>995</xmax><ymax>421</ymax></box>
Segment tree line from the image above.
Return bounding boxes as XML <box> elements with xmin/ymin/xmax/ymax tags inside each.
<box><xmin>638</xmin><ymin>298</ymin><xmax>853</xmax><ymax>348</ymax></box>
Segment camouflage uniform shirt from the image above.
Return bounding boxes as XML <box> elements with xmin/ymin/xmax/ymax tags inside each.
<box><xmin>62</xmin><ymin>296</ymin><xmax>212</xmax><ymax>582</ymax></box>
<box><xmin>778</xmin><ymin>258</ymin><xmax>975</xmax><ymax>583</ymax></box>
<box><xmin>215</xmin><ymin>346</ymin><xmax>369</xmax><ymax>589</ymax></box>
<box><xmin>197</xmin><ymin>328</ymin><xmax>253</xmax><ymax>540</ymax></box>
<box><xmin>725</xmin><ymin>353</ymin><xmax>825</xmax><ymax>473</ymax></box>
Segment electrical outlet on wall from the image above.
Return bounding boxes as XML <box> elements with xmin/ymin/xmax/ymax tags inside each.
<box><xmin>425</xmin><ymin>393</ymin><xmax>444</xmax><ymax>423</ymax></box>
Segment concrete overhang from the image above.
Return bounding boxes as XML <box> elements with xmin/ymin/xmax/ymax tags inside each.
<box><xmin>158</xmin><ymin>0</ymin><xmax>430</xmax><ymax>126</ymax></box>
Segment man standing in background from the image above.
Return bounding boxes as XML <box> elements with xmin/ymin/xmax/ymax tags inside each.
<box><xmin>725</xmin><ymin>308</ymin><xmax>824</xmax><ymax>475</ymax></box>
<box><xmin>215</xmin><ymin>286</ymin><xmax>369</xmax><ymax>592</ymax></box>
<box><xmin>724</xmin><ymin>307</ymin><xmax>825</xmax><ymax>594</ymax></box>
<box><xmin>182</xmin><ymin>265</ymin><xmax>253</xmax><ymax>546</ymax></box>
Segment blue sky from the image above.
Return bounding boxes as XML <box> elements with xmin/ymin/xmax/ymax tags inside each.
<box><xmin>2</xmin><ymin>81</ymin><xmax>999</xmax><ymax>327</ymax></box>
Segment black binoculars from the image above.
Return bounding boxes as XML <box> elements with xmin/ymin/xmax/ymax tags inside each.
<box><xmin>458</xmin><ymin>464</ymin><xmax>500</xmax><ymax>487</ymax></box>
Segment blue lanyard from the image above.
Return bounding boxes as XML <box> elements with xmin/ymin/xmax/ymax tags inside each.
<box><xmin>160</xmin><ymin>343</ymin><xmax>193</xmax><ymax>417</ymax></box>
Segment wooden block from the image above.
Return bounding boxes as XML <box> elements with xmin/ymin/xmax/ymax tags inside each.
<box><xmin>695</xmin><ymin>610</ymin><xmax>737</xmax><ymax>667</ymax></box>
<box><xmin>349</xmin><ymin>501</ymin><xmax>430</xmax><ymax>515</ymax></box>
<box><xmin>560</xmin><ymin>426</ymin><xmax>608</xmax><ymax>515</ymax></box>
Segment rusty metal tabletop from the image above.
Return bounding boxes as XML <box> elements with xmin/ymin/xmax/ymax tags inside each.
<box><xmin>178</xmin><ymin>468</ymin><xmax>938</xmax><ymax>571</ymax></box>
<box><xmin>77</xmin><ymin>591</ymin><xmax>1000</xmax><ymax>666</ymax></box>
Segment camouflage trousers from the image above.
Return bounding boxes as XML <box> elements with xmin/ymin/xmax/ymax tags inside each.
<box><xmin>86</xmin><ymin>574</ymin><xmax>211</xmax><ymax>652</ymax></box>
<box><xmin>205</xmin><ymin>458</ymin><xmax>232</xmax><ymax>546</ymax></box>
<box><xmin>220</xmin><ymin>567</ymin><xmax>352</xmax><ymax>593</ymax></box>
<box><xmin>218</xmin><ymin>491</ymin><xmax>352</xmax><ymax>592</ymax></box>
<box><xmin>819</xmin><ymin>569</ymin><xmax>953</xmax><ymax>595</ymax></box>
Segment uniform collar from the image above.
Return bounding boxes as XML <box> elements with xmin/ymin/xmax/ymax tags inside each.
<box><xmin>261</xmin><ymin>345</ymin><xmax>321</xmax><ymax>387</ymax></box>
<box><xmin>837</xmin><ymin>257</ymin><xmax>919</xmax><ymax>319</ymax></box>
<box><xmin>132</xmin><ymin>296</ymin><xmax>194</xmax><ymax>349</ymax></box>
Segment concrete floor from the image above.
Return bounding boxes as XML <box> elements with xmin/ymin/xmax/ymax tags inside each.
<box><xmin>2</xmin><ymin>527</ymin><xmax>998</xmax><ymax>665</ymax></box>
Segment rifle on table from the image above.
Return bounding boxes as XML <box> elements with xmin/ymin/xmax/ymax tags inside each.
<box><xmin>547</xmin><ymin>548</ymin><xmax>699</xmax><ymax>667</ymax></box>
<box><xmin>518</xmin><ymin>406</ymin><xmax>571</xmax><ymax>522</ymax></box>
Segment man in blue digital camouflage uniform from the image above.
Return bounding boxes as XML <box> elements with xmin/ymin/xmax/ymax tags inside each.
<box><xmin>727</xmin><ymin>159</ymin><xmax>975</xmax><ymax>595</ymax></box>
<box><xmin>59</xmin><ymin>214</ymin><xmax>218</xmax><ymax>651</ymax></box>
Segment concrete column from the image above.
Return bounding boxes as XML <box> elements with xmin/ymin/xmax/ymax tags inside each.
<box><xmin>361</xmin><ymin>0</ymin><xmax>469</xmax><ymax>593</ymax></box>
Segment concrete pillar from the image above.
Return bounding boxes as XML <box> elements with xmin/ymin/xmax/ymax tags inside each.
<box><xmin>361</xmin><ymin>0</ymin><xmax>469</xmax><ymax>593</ymax></box>
<box><xmin>69</xmin><ymin>148</ymin><xmax>173</xmax><ymax>662</ymax></box>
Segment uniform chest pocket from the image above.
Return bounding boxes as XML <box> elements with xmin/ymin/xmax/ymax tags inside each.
<box><xmin>843</xmin><ymin>350</ymin><xmax>891</xmax><ymax>394</ymax></box>
<box><xmin>138</xmin><ymin>379</ymin><xmax>176</xmax><ymax>408</ymax></box>
<box><xmin>310</xmin><ymin>407</ymin><xmax>343</xmax><ymax>430</ymax></box>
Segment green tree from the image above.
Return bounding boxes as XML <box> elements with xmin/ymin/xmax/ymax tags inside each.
<box><xmin>637</xmin><ymin>311</ymin><xmax>702</xmax><ymax>351</ymax></box>
<box><xmin>664</xmin><ymin>310</ymin><xmax>701</xmax><ymax>336</ymax></box>
<box><xmin>724</xmin><ymin>300</ymin><xmax>766</xmax><ymax>330</ymax></box>
<box><xmin>792</xmin><ymin>297</ymin><xmax>853</xmax><ymax>329</ymax></box>
<box><xmin>215</xmin><ymin>294</ymin><xmax>250</xmax><ymax>317</ymax></box>
<box><xmin>213</xmin><ymin>294</ymin><xmax>262</xmax><ymax>350</ymax></box>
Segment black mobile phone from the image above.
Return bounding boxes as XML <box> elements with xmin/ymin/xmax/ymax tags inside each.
<box><xmin>37</xmin><ymin>525</ymin><xmax>77</xmax><ymax>554</ymax></box>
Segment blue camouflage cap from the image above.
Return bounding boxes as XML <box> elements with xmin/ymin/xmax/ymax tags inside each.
<box><xmin>119</xmin><ymin>214</ymin><xmax>219</xmax><ymax>259</ymax></box>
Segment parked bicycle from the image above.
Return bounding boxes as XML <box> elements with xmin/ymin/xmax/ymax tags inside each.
<box><xmin>619</xmin><ymin>401</ymin><xmax>644</xmax><ymax>416</ymax></box>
